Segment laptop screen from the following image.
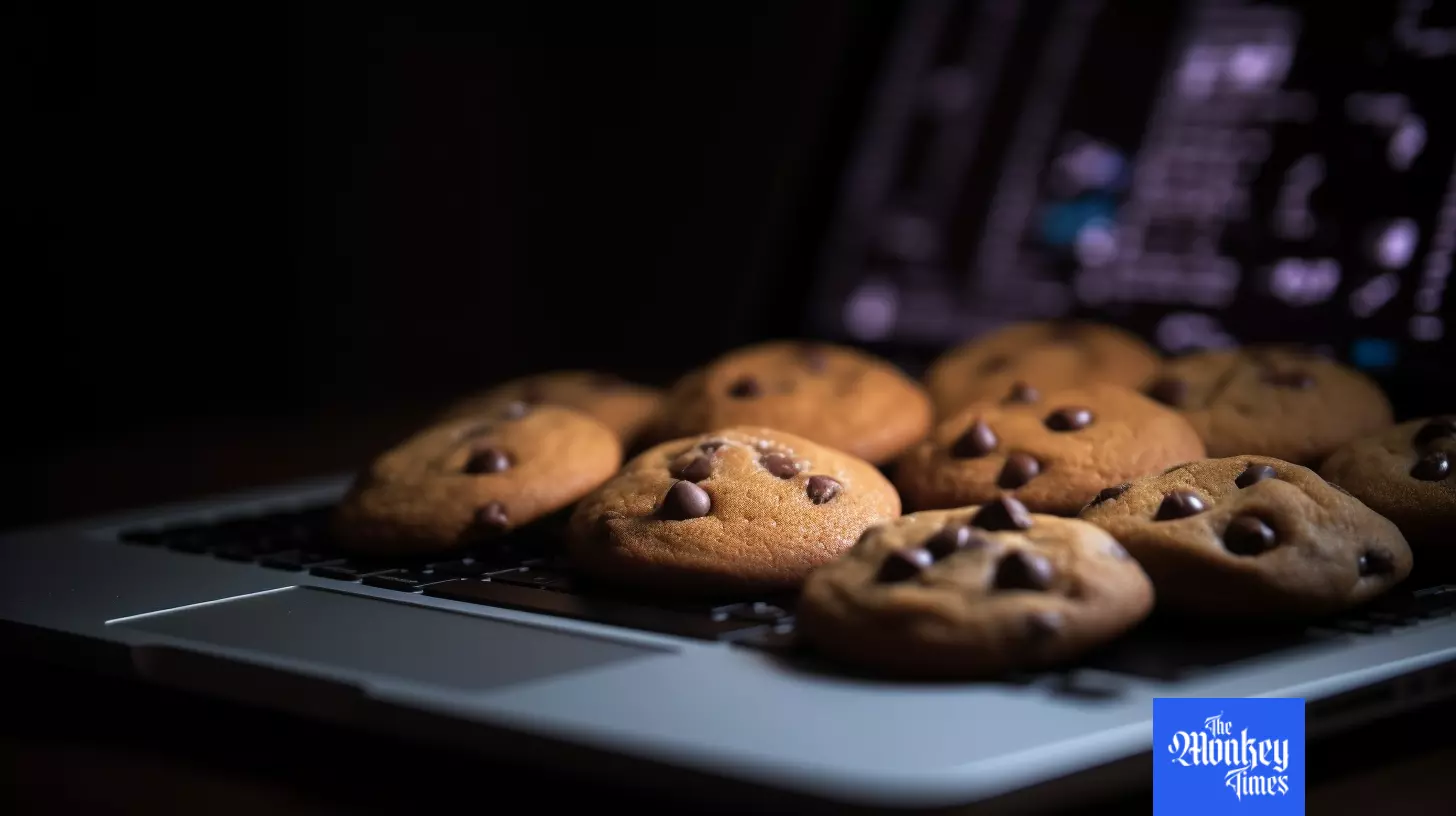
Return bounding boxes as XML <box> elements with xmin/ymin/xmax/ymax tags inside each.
<box><xmin>802</xmin><ymin>0</ymin><xmax>1454</xmax><ymax>409</ymax></box>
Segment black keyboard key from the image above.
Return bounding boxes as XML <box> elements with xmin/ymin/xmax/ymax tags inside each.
<box><xmin>725</xmin><ymin>623</ymin><xmax>799</xmax><ymax>652</ymax></box>
<box><xmin>491</xmin><ymin>568</ymin><xmax>574</xmax><ymax>591</ymax></box>
<box><xmin>309</xmin><ymin>562</ymin><xmax>401</xmax><ymax>581</ymax></box>
<box><xmin>213</xmin><ymin>545</ymin><xmax>260</xmax><ymax>563</ymax></box>
<box><xmin>714</xmin><ymin>601</ymin><xmax>794</xmax><ymax>624</ymax></box>
<box><xmin>424</xmin><ymin>580</ymin><xmax>761</xmax><ymax>641</ymax></box>
<box><xmin>120</xmin><ymin>529</ymin><xmax>163</xmax><ymax>546</ymax></box>
<box><xmin>161</xmin><ymin>528</ymin><xmax>214</xmax><ymax>553</ymax></box>
<box><xmin>258</xmin><ymin>551</ymin><xmax>344</xmax><ymax>571</ymax></box>
<box><xmin>362</xmin><ymin>570</ymin><xmax>458</xmax><ymax>591</ymax></box>
<box><xmin>429</xmin><ymin>558</ymin><xmax>519</xmax><ymax>578</ymax></box>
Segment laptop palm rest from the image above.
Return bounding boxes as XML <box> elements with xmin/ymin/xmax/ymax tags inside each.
<box><xmin>114</xmin><ymin>586</ymin><xmax>664</xmax><ymax>692</ymax></box>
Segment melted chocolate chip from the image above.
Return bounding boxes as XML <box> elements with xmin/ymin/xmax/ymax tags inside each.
<box><xmin>924</xmin><ymin>525</ymin><xmax>986</xmax><ymax>560</ymax></box>
<box><xmin>1358</xmin><ymin>550</ymin><xmax>1395</xmax><ymax>577</ymax></box>
<box><xmin>979</xmin><ymin>354</ymin><xmax>1011</xmax><ymax>374</ymax></box>
<box><xmin>1263</xmin><ymin>370</ymin><xmax>1315</xmax><ymax>389</ymax></box>
<box><xmin>660</xmin><ymin>480</ymin><xmax>712</xmax><ymax>520</ymax></box>
<box><xmin>1146</xmin><ymin>377</ymin><xmax>1188</xmax><ymax>407</ymax></box>
<box><xmin>950</xmin><ymin>421</ymin><xmax>998</xmax><ymax>458</ymax></box>
<box><xmin>728</xmin><ymin>376</ymin><xmax>762</xmax><ymax>398</ymax></box>
<box><xmin>761</xmin><ymin>453</ymin><xmax>799</xmax><ymax>479</ymax></box>
<box><xmin>1004</xmin><ymin>381</ymin><xmax>1040</xmax><ymax>404</ymax></box>
<box><xmin>1411</xmin><ymin>451</ymin><xmax>1450</xmax><ymax>481</ymax></box>
<box><xmin>464</xmin><ymin>447</ymin><xmax>511</xmax><ymax>475</ymax></box>
<box><xmin>1045</xmin><ymin>407</ymin><xmax>1094</xmax><ymax>431</ymax></box>
<box><xmin>806</xmin><ymin>475</ymin><xmax>842</xmax><ymax>504</ymax></box>
<box><xmin>1089</xmin><ymin>483</ymin><xmax>1130</xmax><ymax>506</ymax></box>
<box><xmin>1223</xmin><ymin>516</ymin><xmax>1277</xmax><ymax>556</ymax></box>
<box><xmin>876</xmin><ymin>549</ymin><xmax>932</xmax><ymax>583</ymax></box>
<box><xmin>970</xmin><ymin>495</ymin><xmax>1033</xmax><ymax>531</ymax></box>
<box><xmin>1026</xmin><ymin>610</ymin><xmax>1063</xmax><ymax>640</ymax></box>
<box><xmin>500</xmin><ymin>401</ymin><xmax>531</xmax><ymax>420</ymax></box>
<box><xmin>801</xmin><ymin>344</ymin><xmax>829</xmax><ymax>372</ymax></box>
<box><xmin>994</xmin><ymin>550</ymin><xmax>1055</xmax><ymax>591</ymax></box>
<box><xmin>1155</xmin><ymin>490</ymin><xmax>1206</xmax><ymax>521</ymax></box>
<box><xmin>1235</xmin><ymin>462</ymin><xmax>1277</xmax><ymax>488</ymax></box>
<box><xmin>997</xmin><ymin>452</ymin><xmax>1042</xmax><ymax>488</ymax></box>
<box><xmin>1413</xmin><ymin>416</ymin><xmax>1456</xmax><ymax>448</ymax></box>
<box><xmin>671</xmin><ymin>455</ymin><xmax>714</xmax><ymax>482</ymax></box>
<box><xmin>475</xmin><ymin>502</ymin><xmax>509</xmax><ymax>531</ymax></box>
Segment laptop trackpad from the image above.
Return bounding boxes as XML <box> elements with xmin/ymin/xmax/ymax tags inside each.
<box><xmin>115</xmin><ymin>586</ymin><xmax>665</xmax><ymax>691</ymax></box>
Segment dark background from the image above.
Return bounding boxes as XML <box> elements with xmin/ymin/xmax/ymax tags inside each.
<box><xmin>9</xmin><ymin>2</ymin><xmax>896</xmax><ymax>530</ymax></box>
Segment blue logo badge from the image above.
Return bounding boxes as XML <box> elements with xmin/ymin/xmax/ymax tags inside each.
<box><xmin>1153</xmin><ymin>697</ymin><xmax>1305</xmax><ymax>814</ymax></box>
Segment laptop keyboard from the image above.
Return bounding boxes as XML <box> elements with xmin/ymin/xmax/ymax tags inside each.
<box><xmin>118</xmin><ymin>503</ymin><xmax>1455</xmax><ymax>674</ymax></box>
<box><xmin>119</xmin><ymin>503</ymin><xmax>797</xmax><ymax>648</ymax></box>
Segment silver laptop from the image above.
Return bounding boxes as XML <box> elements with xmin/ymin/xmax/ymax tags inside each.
<box><xmin>6</xmin><ymin>0</ymin><xmax>1456</xmax><ymax>811</ymax></box>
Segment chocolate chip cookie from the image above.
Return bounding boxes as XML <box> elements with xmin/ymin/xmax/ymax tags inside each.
<box><xmin>1321</xmin><ymin>417</ymin><xmax>1456</xmax><ymax>576</ymax></box>
<box><xmin>644</xmin><ymin>341</ymin><xmax>932</xmax><ymax>465</ymax></box>
<box><xmin>333</xmin><ymin>404</ymin><xmax>622</xmax><ymax>556</ymax></box>
<box><xmin>797</xmin><ymin>497</ymin><xmax>1154</xmax><ymax>679</ymax></box>
<box><xmin>567</xmin><ymin>426</ymin><xmax>901</xmax><ymax>595</ymax></box>
<box><xmin>1142</xmin><ymin>347</ymin><xmax>1393</xmax><ymax>466</ymax></box>
<box><xmin>894</xmin><ymin>383</ymin><xmax>1205</xmax><ymax>515</ymax></box>
<box><xmin>1079</xmin><ymin>455</ymin><xmax>1412</xmax><ymax>619</ymax></box>
<box><xmin>439</xmin><ymin>370</ymin><xmax>663</xmax><ymax>446</ymax></box>
<box><xmin>923</xmin><ymin>321</ymin><xmax>1161</xmax><ymax>418</ymax></box>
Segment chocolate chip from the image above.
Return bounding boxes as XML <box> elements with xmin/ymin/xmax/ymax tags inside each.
<box><xmin>1089</xmin><ymin>483</ymin><xmax>1130</xmax><ymax>506</ymax></box>
<box><xmin>805</xmin><ymin>475</ymin><xmax>842</xmax><ymax>504</ymax></box>
<box><xmin>1045</xmin><ymin>407</ymin><xmax>1094</xmax><ymax>431</ymax></box>
<box><xmin>1411</xmin><ymin>451</ymin><xmax>1450</xmax><ymax>481</ymax></box>
<box><xmin>924</xmin><ymin>525</ymin><xmax>986</xmax><ymax>560</ymax></box>
<box><xmin>994</xmin><ymin>550</ymin><xmax>1055</xmax><ymax>591</ymax></box>
<box><xmin>801</xmin><ymin>344</ymin><xmax>829</xmax><ymax>372</ymax></box>
<box><xmin>1026</xmin><ymin>610</ymin><xmax>1063</xmax><ymax>640</ymax></box>
<box><xmin>970</xmin><ymin>495</ymin><xmax>1033</xmax><ymax>531</ymax></box>
<box><xmin>1146</xmin><ymin>377</ymin><xmax>1188</xmax><ymax>407</ymax></box>
<box><xmin>660</xmin><ymin>480</ymin><xmax>712</xmax><ymax>520</ymax></box>
<box><xmin>1263</xmin><ymin>370</ymin><xmax>1314</xmax><ymax>389</ymax></box>
<box><xmin>464</xmin><ymin>447</ymin><xmax>511</xmax><ymax>475</ymax></box>
<box><xmin>876</xmin><ymin>548</ymin><xmax>932</xmax><ymax>583</ymax></box>
<box><xmin>1155</xmin><ymin>489</ymin><xmax>1206</xmax><ymax>520</ymax></box>
<box><xmin>997</xmin><ymin>452</ymin><xmax>1041</xmax><ymax>488</ymax></box>
<box><xmin>1358</xmin><ymin>550</ymin><xmax>1395</xmax><ymax>577</ymax></box>
<box><xmin>1004</xmin><ymin>381</ymin><xmax>1039</xmax><ymax>404</ymax></box>
<box><xmin>728</xmin><ymin>376</ymin><xmax>762</xmax><ymax>398</ymax></box>
<box><xmin>700</xmin><ymin>440</ymin><xmax>727</xmax><ymax>453</ymax></box>
<box><xmin>1413</xmin><ymin>416</ymin><xmax>1456</xmax><ymax>448</ymax></box>
<box><xmin>1235</xmin><ymin>462</ymin><xmax>1277</xmax><ymax>488</ymax></box>
<box><xmin>979</xmin><ymin>354</ymin><xmax>1010</xmax><ymax>374</ymax></box>
<box><xmin>671</xmin><ymin>455</ymin><xmax>714</xmax><ymax>482</ymax></box>
<box><xmin>950</xmin><ymin>420</ymin><xmax>998</xmax><ymax>458</ymax></box>
<box><xmin>761</xmin><ymin>453</ymin><xmax>799</xmax><ymax>479</ymax></box>
<box><xmin>500</xmin><ymin>401</ymin><xmax>531</xmax><ymax>420</ymax></box>
<box><xmin>475</xmin><ymin>501</ymin><xmax>509</xmax><ymax>531</ymax></box>
<box><xmin>1223</xmin><ymin>515</ymin><xmax>1277</xmax><ymax>556</ymax></box>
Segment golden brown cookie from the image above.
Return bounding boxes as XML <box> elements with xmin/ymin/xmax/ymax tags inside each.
<box><xmin>438</xmin><ymin>370</ymin><xmax>662</xmax><ymax>446</ymax></box>
<box><xmin>797</xmin><ymin>498</ymin><xmax>1154</xmax><ymax>679</ymax></box>
<box><xmin>333</xmin><ymin>404</ymin><xmax>622</xmax><ymax>556</ymax></box>
<box><xmin>1079</xmin><ymin>455</ymin><xmax>1412</xmax><ymax>619</ymax></box>
<box><xmin>923</xmin><ymin>321</ymin><xmax>1160</xmax><ymax>418</ymax></box>
<box><xmin>645</xmin><ymin>341</ymin><xmax>932</xmax><ymax>465</ymax></box>
<box><xmin>1321</xmin><ymin>416</ymin><xmax>1456</xmax><ymax>576</ymax></box>
<box><xmin>567</xmin><ymin>426</ymin><xmax>901</xmax><ymax>596</ymax></box>
<box><xmin>893</xmin><ymin>383</ymin><xmax>1205</xmax><ymax>515</ymax></box>
<box><xmin>1142</xmin><ymin>347</ymin><xmax>1393</xmax><ymax>466</ymax></box>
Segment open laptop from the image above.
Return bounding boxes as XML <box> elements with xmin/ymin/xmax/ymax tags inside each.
<box><xmin>6</xmin><ymin>0</ymin><xmax>1456</xmax><ymax>812</ymax></box>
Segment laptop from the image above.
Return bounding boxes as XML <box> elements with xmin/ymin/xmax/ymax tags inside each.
<box><xmin>6</xmin><ymin>0</ymin><xmax>1455</xmax><ymax>812</ymax></box>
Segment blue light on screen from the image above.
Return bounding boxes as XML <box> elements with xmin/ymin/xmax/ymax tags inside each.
<box><xmin>1351</xmin><ymin>338</ymin><xmax>1399</xmax><ymax>369</ymax></box>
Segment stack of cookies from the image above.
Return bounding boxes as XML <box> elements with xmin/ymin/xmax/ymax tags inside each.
<box><xmin>331</xmin><ymin>321</ymin><xmax>1449</xmax><ymax>681</ymax></box>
